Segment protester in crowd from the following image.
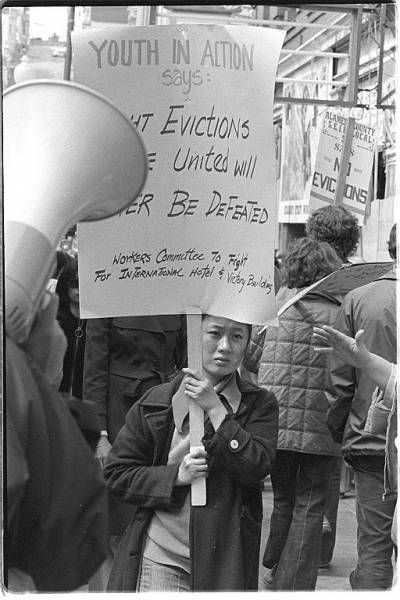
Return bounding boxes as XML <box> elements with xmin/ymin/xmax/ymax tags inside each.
<box><xmin>245</xmin><ymin>205</ymin><xmax>359</xmax><ymax>379</ymax></box>
<box><xmin>324</xmin><ymin>223</ymin><xmax>397</xmax><ymax>590</ymax></box>
<box><xmin>306</xmin><ymin>204</ymin><xmax>361</xmax><ymax>564</ymax></box>
<box><xmin>313</xmin><ymin>325</ymin><xmax>397</xmax><ymax>549</ymax></box>
<box><xmin>5</xmin><ymin>292</ymin><xmax>108</xmax><ymax>592</ymax></box>
<box><xmin>244</xmin><ymin>238</ymin><xmax>343</xmax><ymax>590</ymax></box>
<box><xmin>55</xmin><ymin>251</ymin><xmax>86</xmax><ymax>398</ymax></box>
<box><xmin>305</xmin><ymin>204</ymin><xmax>360</xmax><ymax>263</ymax></box>
<box><xmin>51</xmin><ymin>251</ymin><xmax>104</xmax><ymax>451</ymax></box>
<box><xmin>103</xmin><ymin>314</ymin><xmax>278</xmax><ymax>591</ymax></box>
<box><xmin>83</xmin><ymin>314</ymin><xmax>187</xmax><ymax>588</ymax></box>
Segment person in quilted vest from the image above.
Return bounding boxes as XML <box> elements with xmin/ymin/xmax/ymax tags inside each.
<box><xmin>243</xmin><ymin>238</ymin><xmax>342</xmax><ymax>590</ymax></box>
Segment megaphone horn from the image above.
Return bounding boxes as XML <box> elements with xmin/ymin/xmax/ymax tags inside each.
<box><xmin>4</xmin><ymin>79</ymin><xmax>148</xmax><ymax>344</ymax></box>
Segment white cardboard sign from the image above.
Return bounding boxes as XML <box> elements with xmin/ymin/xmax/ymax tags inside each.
<box><xmin>72</xmin><ymin>25</ymin><xmax>285</xmax><ymax>324</ymax></box>
<box><xmin>310</xmin><ymin>110</ymin><xmax>376</xmax><ymax>216</ymax></box>
<box><xmin>278</xmin><ymin>262</ymin><xmax>393</xmax><ymax>317</ymax></box>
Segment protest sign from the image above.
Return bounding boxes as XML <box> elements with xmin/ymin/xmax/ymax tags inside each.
<box><xmin>72</xmin><ymin>25</ymin><xmax>285</xmax><ymax>325</ymax></box>
<box><xmin>278</xmin><ymin>262</ymin><xmax>393</xmax><ymax>317</ymax></box>
<box><xmin>310</xmin><ymin>110</ymin><xmax>376</xmax><ymax>216</ymax></box>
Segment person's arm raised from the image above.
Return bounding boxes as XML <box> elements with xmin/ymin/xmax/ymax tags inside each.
<box><xmin>313</xmin><ymin>325</ymin><xmax>392</xmax><ymax>390</ymax></box>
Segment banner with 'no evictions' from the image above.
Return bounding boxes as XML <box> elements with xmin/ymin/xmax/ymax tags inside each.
<box><xmin>72</xmin><ymin>25</ymin><xmax>285</xmax><ymax>324</ymax></box>
<box><xmin>310</xmin><ymin>110</ymin><xmax>376</xmax><ymax>218</ymax></box>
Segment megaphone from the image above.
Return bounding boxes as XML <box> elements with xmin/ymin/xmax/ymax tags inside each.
<box><xmin>3</xmin><ymin>79</ymin><xmax>148</xmax><ymax>344</ymax></box>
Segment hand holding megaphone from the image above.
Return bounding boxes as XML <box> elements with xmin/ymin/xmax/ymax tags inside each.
<box><xmin>4</xmin><ymin>80</ymin><xmax>148</xmax><ymax>344</ymax></box>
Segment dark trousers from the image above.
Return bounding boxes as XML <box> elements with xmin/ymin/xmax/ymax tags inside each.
<box><xmin>263</xmin><ymin>450</ymin><xmax>335</xmax><ymax>590</ymax></box>
<box><xmin>349</xmin><ymin>457</ymin><xmax>396</xmax><ymax>590</ymax></box>
<box><xmin>321</xmin><ymin>456</ymin><xmax>342</xmax><ymax>564</ymax></box>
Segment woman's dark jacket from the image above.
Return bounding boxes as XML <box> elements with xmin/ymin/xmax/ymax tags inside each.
<box><xmin>104</xmin><ymin>373</ymin><xmax>278</xmax><ymax>591</ymax></box>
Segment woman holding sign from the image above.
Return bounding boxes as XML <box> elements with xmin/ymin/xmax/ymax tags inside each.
<box><xmin>103</xmin><ymin>314</ymin><xmax>278</xmax><ymax>591</ymax></box>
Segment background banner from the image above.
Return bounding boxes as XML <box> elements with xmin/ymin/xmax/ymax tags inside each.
<box><xmin>72</xmin><ymin>24</ymin><xmax>285</xmax><ymax>324</ymax></box>
<box><xmin>310</xmin><ymin>110</ymin><xmax>376</xmax><ymax>216</ymax></box>
<box><xmin>278</xmin><ymin>58</ymin><xmax>331</xmax><ymax>224</ymax></box>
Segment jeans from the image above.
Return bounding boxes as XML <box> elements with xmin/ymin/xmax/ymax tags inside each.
<box><xmin>138</xmin><ymin>557</ymin><xmax>191</xmax><ymax>592</ymax></box>
<box><xmin>349</xmin><ymin>458</ymin><xmax>396</xmax><ymax>590</ymax></box>
<box><xmin>321</xmin><ymin>456</ymin><xmax>342</xmax><ymax>565</ymax></box>
<box><xmin>263</xmin><ymin>450</ymin><xmax>335</xmax><ymax>590</ymax></box>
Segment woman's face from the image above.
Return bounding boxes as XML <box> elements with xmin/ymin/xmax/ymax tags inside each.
<box><xmin>201</xmin><ymin>315</ymin><xmax>249</xmax><ymax>385</ymax></box>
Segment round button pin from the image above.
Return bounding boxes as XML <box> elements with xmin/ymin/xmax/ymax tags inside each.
<box><xmin>230</xmin><ymin>439</ymin><xmax>239</xmax><ymax>450</ymax></box>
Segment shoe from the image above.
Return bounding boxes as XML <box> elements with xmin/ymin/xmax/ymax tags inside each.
<box><xmin>262</xmin><ymin>565</ymin><xmax>277</xmax><ymax>589</ymax></box>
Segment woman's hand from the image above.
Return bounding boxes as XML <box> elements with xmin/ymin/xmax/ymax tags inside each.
<box><xmin>175</xmin><ymin>446</ymin><xmax>208</xmax><ymax>486</ymax></box>
<box><xmin>182</xmin><ymin>367</ymin><xmax>228</xmax><ymax>429</ymax></box>
<box><xmin>182</xmin><ymin>367</ymin><xmax>220</xmax><ymax>412</ymax></box>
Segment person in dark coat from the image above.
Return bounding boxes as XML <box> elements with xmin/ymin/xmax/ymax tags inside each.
<box><xmin>244</xmin><ymin>238</ymin><xmax>343</xmax><ymax>590</ymax></box>
<box><xmin>83</xmin><ymin>315</ymin><xmax>187</xmax><ymax>452</ymax></box>
<box><xmin>103</xmin><ymin>314</ymin><xmax>278</xmax><ymax>591</ymax></box>
<box><xmin>313</xmin><ymin>323</ymin><xmax>397</xmax><ymax>548</ymax></box>
<box><xmin>325</xmin><ymin>224</ymin><xmax>397</xmax><ymax>590</ymax></box>
<box><xmin>5</xmin><ymin>293</ymin><xmax>108</xmax><ymax>592</ymax></box>
<box><xmin>55</xmin><ymin>251</ymin><xmax>86</xmax><ymax>398</ymax></box>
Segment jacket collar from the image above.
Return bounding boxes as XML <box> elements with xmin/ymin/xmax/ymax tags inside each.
<box><xmin>375</xmin><ymin>265</ymin><xmax>397</xmax><ymax>281</ymax></box>
<box><xmin>302</xmin><ymin>290</ymin><xmax>342</xmax><ymax>305</ymax></box>
<box><xmin>141</xmin><ymin>372</ymin><xmax>258</xmax><ymax>430</ymax></box>
<box><xmin>139</xmin><ymin>374</ymin><xmax>183</xmax><ymax>411</ymax></box>
<box><xmin>172</xmin><ymin>372</ymin><xmax>242</xmax><ymax>433</ymax></box>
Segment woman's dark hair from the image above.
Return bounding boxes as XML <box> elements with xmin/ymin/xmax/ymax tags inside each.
<box><xmin>305</xmin><ymin>205</ymin><xmax>360</xmax><ymax>262</ymax></box>
<box><xmin>282</xmin><ymin>238</ymin><xmax>342</xmax><ymax>289</ymax></box>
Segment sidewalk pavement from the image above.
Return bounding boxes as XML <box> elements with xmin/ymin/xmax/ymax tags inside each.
<box><xmin>259</xmin><ymin>479</ymin><xmax>357</xmax><ymax>591</ymax></box>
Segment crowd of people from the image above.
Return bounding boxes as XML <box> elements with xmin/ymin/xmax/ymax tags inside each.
<box><xmin>5</xmin><ymin>204</ymin><xmax>397</xmax><ymax>592</ymax></box>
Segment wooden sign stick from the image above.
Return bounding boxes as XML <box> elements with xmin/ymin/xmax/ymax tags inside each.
<box><xmin>186</xmin><ymin>307</ymin><xmax>206</xmax><ymax>506</ymax></box>
<box><xmin>334</xmin><ymin>116</ymin><xmax>355</xmax><ymax>205</ymax></box>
